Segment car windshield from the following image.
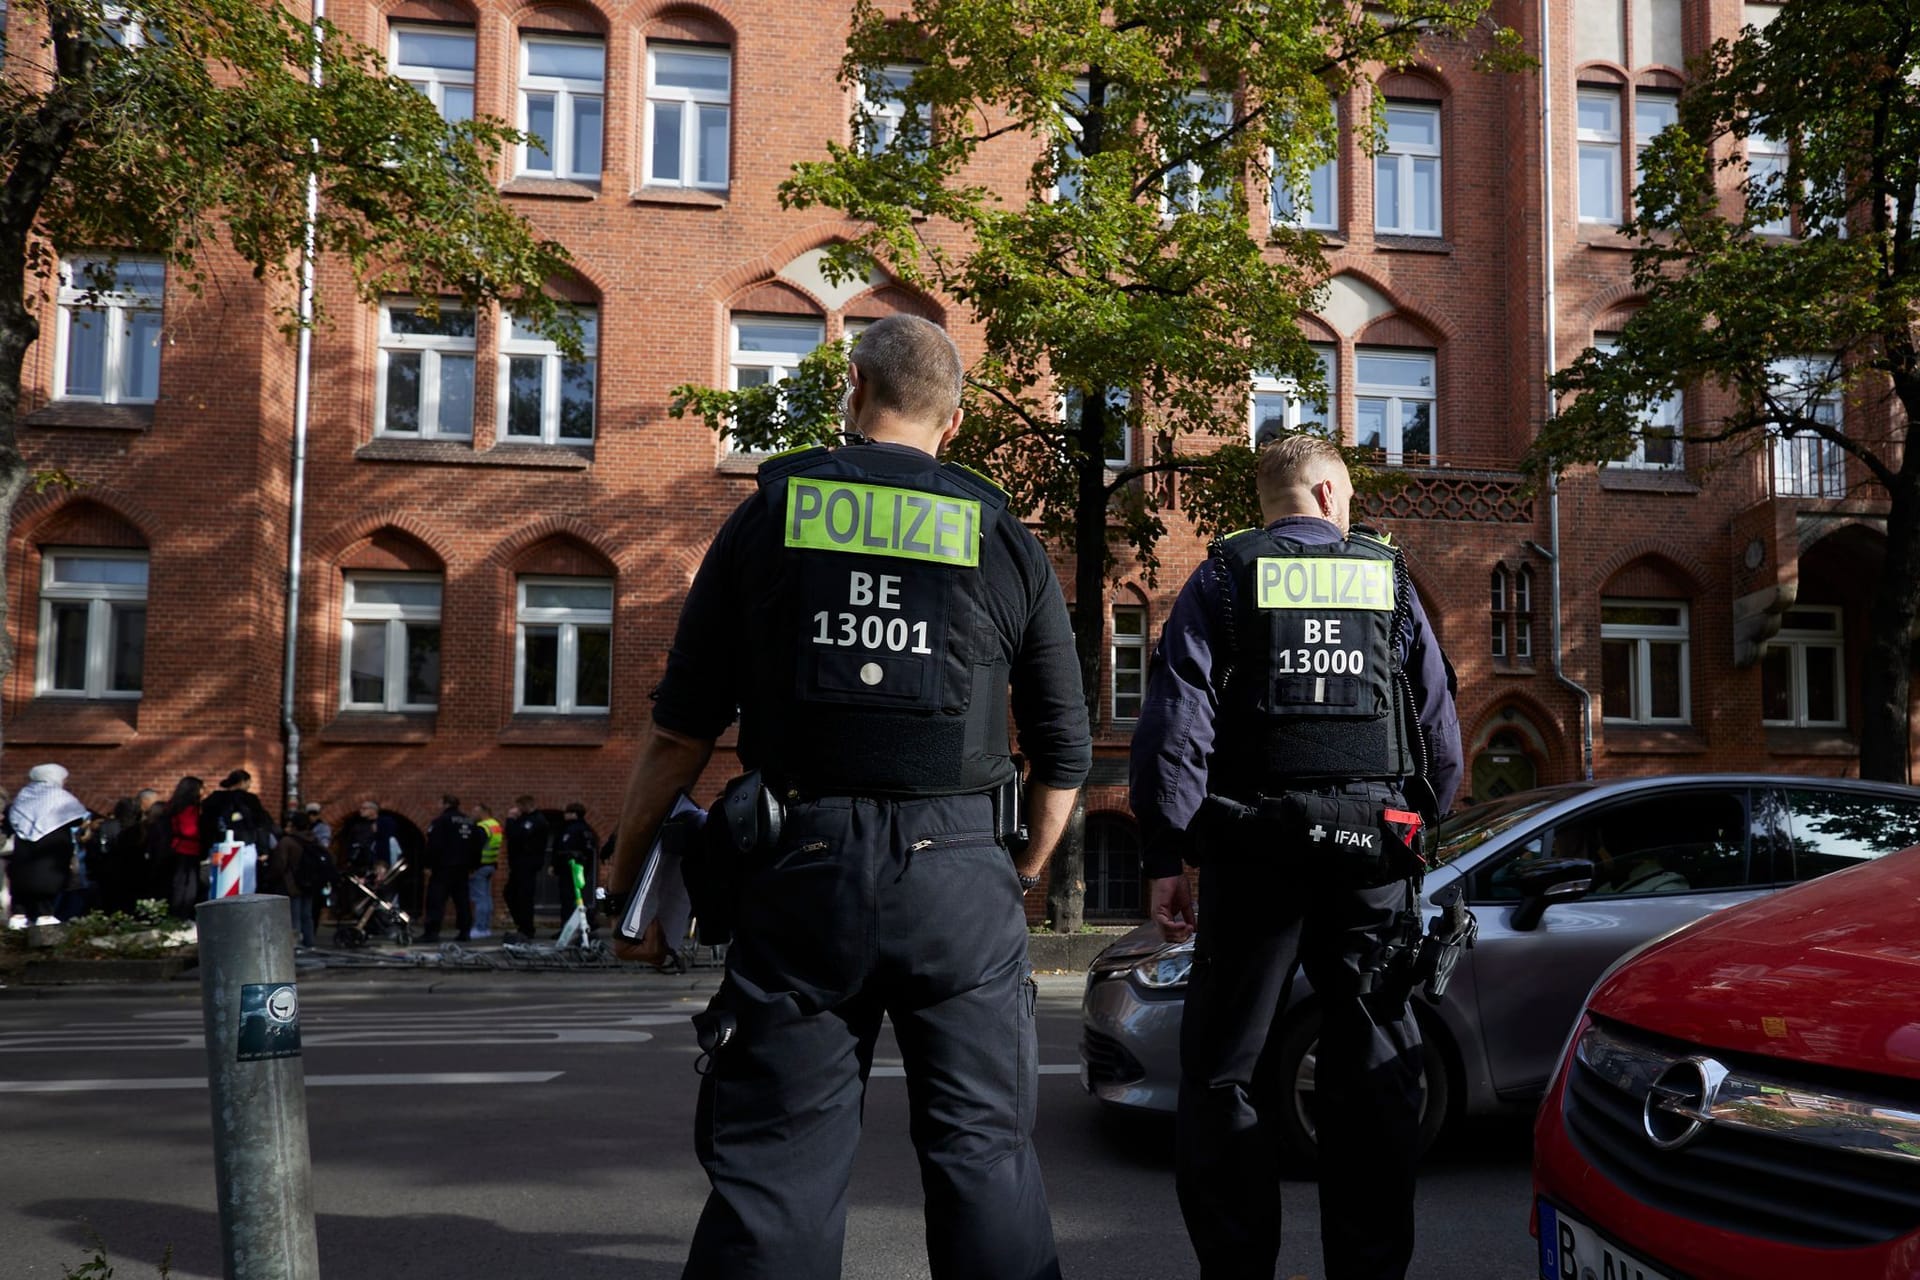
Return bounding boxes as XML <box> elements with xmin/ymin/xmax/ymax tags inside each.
<box><xmin>1429</xmin><ymin>787</ymin><xmax>1584</xmax><ymax>868</ymax></box>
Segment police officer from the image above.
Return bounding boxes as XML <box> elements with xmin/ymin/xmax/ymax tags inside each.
<box><xmin>1130</xmin><ymin>435</ymin><xmax>1461</xmax><ymax>1280</ymax></box>
<box><xmin>421</xmin><ymin>794</ymin><xmax>485</xmax><ymax>943</ymax></box>
<box><xmin>606</xmin><ymin>314</ymin><xmax>1090</xmax><ymax>1280</ymax></box>
<box><xmin>502</xmin><ymin>795</ymin><xmax>550</xmax><ymax>940</ymax></box>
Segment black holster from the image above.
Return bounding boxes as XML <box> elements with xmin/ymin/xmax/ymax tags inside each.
<box><xmin>684</xmin><ymin>771</ymin><xmax>786</xmax><ymax>947</ymax></box>
<box><xmin>1373</xmin><ymin>884</ymin><xmax>1478</xmax><ymax>1008</ymax></box>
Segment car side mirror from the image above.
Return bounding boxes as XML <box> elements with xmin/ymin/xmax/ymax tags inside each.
<box><xmin>1510</xmin><ymin>857</ymin><xmax>1595</xmax><ymax>932</ymax></box>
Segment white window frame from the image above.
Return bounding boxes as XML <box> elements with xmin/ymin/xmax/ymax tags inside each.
<box><xmin>1594</xmin><ymin>338</ymin><xmax>1682</xmax><ymax>469</ymax></box>
<box><xmin>1271</xmin><ymin>132</ymin><xmax>1339</xmax><ymax>231</ymax></box>
<box><xmin>1767</xmin><ymin>354</ymin><xmax>1844</xmax><ymax>497</ymax></box>
<box><xmin>1061</xmin><ymin>387</ymin><xmax>1133</xmax><ymax>468</ymax></box>
<box><xmin>1577</xmin><ymin>87</ymin><xmax>1622</xmax><ymax>224</ymax></box>
<box><xmin>1600</xmin><ymin>598</ymin><xmax>1691</xmax><ymax>725</ymax></box>
<box><xmin>514</xmin><ymin>576</ymin><xmax>613</xmax><ymax>715</ymax></box>
<box><xmin>1374</xmin><ymin>101</ymin><xmax>1442</xmax><ymax>237</ymax></box>
<box><xmin>1053</xmin><ymin>76</ymin><xmax>1090</xmax><ymax>203</ymax></box>
<box><xmin>1164</xmin><ymin>92</ymin><xmax>1233</xmax><ymax>216</ymax></box>
<box><xmin>858</xmin><ymin>63</ymin><xmax>926</xmax><ymax>155</ymax></box>
<box><xmin>1632</xmin><ymin>90</ymin><xmax>1678</xmax><ymax>192</ymax></box>
<box><xmin>1249</xmin><ymin>346</ymin><xmax>1335</xmax><ymax>444</ymax></box>
<box><xmin>1746</xmin><ymin>130</ymin><xmax>1792</xmax><ymax>235</ymax></box>
<box><xmin>518</xmin><ymin>34</ymin><xmax>605</xmax><ymax>180</ymax></box>
<box><xmin>55</xmin><ymin>255</ymin><xmax>163</xmax><ymax>405</ymax></box>
<box><xmin>1761</xmin><ymin>606</ymin><xmax>1844</xmax><ymax>728</ymax></box>
<box><xmin>37</xmin><ymin>548</ymin><xmax>148</xmax><ymax>700</ymax></box>
<box><xmin>1354</xmin><ymin>348</ymin><xmax>1436</xmax><ymax>466</ymax></box>
<box><xmin>389</xmin><ymin>23</ymin><xmax>475</xmax><ymax>122</ymax></box>
<box><xmin>497</xmin><ymin>308</ymin><xmax>597</xmax><ymax>444</ymax></box>
<box><xmin>376</xmin><ymin>301</ymin><xmax>476</xmax><ymax>439</ymax></box>
<box><xmin>726</xmin><ymin>314</ymin><xmax>827</xmax><ymax>455</ymax></box>
<box><xmin>339</xmin><ymin>572</ymin><xmax>443</xmax><ymax>712</ymax></box>
<box><xmin>645</xmin><ymin>42</ymin><xmax>731</xmax><ymax>190</ymax></box>
<box><xmin>1111</xmin><ymin>604</ymin><xmax>1147</xmax><ymax>723</ymax></box>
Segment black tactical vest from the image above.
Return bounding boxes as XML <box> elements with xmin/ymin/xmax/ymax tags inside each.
<box><xmin>1210</xmin><ymin>525</ymin><xmax>1413</xmax><ymax>797</ymax></box>
<box><xmin>746</xmin><ymin>446</ymin><xmax>1013</xmax><ymax>797</ymax></box>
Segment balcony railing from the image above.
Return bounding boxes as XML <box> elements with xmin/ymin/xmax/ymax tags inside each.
<box><xmin>1770</xmin><ymin>433</ymin><xmax>1846</xmax><ymax>498</ymax></box>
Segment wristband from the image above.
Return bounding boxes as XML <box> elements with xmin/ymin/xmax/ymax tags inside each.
<box><xmin>1018</xmin><ymin>873</ymin><xmax>1041</xmax><ymax>893</ymax></box>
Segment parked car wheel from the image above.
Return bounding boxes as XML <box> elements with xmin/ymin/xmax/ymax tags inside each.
<box><xmin>1272</xmin><ymin>1003</ymin><xmax>1453</xmax><ymax>1172</ymax></box>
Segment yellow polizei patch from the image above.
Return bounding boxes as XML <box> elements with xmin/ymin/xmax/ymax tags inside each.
<box><xmin>785</xmin><ymin>477</ymin><xmax>981</xmax><ymax>567</ymax></box>
<box><xmin>1254</xmin><ymin>557</ymin><xmax>1394</xmax><ymax>611</ymax></box>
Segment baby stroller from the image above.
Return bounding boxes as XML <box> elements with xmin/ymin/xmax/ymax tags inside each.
<box><xmin>330</xmin><ymin>856</ymin><xmax>414</xmax><ymax>948</ymax></box>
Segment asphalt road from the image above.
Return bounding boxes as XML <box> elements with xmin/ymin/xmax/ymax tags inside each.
<box><xmin>0</xmin><ymin>973</ymin><xmax>1540</xmax><ymax>1279</ymax></box>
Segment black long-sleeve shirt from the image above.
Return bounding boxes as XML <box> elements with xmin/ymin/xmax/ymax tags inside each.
<box><xmin>1129</xmin><ymin>516</ymin><xmax>1463</xmax><ymax>878</ymax></box>
<box><xmin>652</xmin><ymin>442</ymin><xmax>1092</xmax><ymax>792</ymax></box>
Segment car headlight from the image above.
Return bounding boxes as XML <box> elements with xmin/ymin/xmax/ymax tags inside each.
<box><xmin>1133</xmin><ymin>941</ymin><xmax>1195</xmax><ymax>989</ymax></box>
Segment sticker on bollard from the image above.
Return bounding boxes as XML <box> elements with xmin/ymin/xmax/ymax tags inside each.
<box><xmin>237</xmin><ymin>982</ymin><xmax>302</xmax><ymax>1061</ymax></box>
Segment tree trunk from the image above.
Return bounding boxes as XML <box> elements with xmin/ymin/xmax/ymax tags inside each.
<box><xmin>1858</xmin><ymin>475</ymin><xmax>1920</xmax><ymax>782</ymax></box>
<box><xmin>1046</xmin><ymin>390</ymin><xmax>1110</xmax><ymax>934</ymax></box>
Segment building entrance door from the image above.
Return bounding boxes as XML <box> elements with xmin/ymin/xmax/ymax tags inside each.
<box><xmin>1471</xmin><ymin>727</ymin><xmax>1537</xmax><ymax>801</ymax></box>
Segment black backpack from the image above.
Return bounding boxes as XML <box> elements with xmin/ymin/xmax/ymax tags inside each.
<box><xmin>293</xmin><ymin>840</ymin><xmax>333</xmax><ymax>895</ymax></box>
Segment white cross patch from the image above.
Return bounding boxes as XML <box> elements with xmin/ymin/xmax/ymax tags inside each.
<box><xmin>1307</xmin><ymin>824</ymin><xmax>1328</xmax><ymax>842</ymax></box>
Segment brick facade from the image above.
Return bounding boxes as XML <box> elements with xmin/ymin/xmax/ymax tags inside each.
<box><xmin>8</xmin><ymin>0</ymin><xmax>1907</xmax><ymax>925</ymax></box>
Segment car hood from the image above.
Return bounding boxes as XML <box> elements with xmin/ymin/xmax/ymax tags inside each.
<box><xmin>1589</xmin><ymin>845</ymin><xmax>1920</xmax><ymax>1080</ymax></box>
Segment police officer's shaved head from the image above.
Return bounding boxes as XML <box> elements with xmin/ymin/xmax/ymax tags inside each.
<box><xmin>849</xmin><ymin>315</ymin><xmax>964</xmax><ymax>431</ymax></box>
<box><xmin>1257</xmin><ymin>434</ymin><xmax>1353</xmax><ymax>533</ymax></box>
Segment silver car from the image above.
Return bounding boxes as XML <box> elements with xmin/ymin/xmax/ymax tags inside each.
<box><xmin>1079</xmin><ymin>774</ymin><xmax>1920</xmax><ymax>1166</ymax></box>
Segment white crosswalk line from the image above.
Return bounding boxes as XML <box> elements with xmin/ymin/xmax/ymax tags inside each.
<box><xmin>0</xmin><ymin>1071</ymin><xmax>564</xmax><ymax>1093</ymax></box>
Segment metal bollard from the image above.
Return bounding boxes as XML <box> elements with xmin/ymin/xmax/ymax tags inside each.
<box><xmin>197</xmin><ymin>894</ymin><xmax>321</xmax><ymax>1280</ymax></box>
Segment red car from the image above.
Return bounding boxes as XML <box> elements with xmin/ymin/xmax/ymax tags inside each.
<box><xmin>1533</xmin><ymin>841</ymin><xmax>1920</xmax><ymax>1280</ymax></box>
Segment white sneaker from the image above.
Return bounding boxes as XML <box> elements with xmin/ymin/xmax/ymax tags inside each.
<box><xmin>32</xmin><ymin>916</ymin><xmax>60</xmax><ymax>927</ymax></box>
<box><xmin>6</xmin><ymin>915</ymin><xmax>26</xmax><ymax>930</ymax></box>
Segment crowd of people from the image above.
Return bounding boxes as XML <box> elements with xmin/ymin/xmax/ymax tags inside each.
<box><xmin>0</xmin><ymin>767</ymin><xmax>634</xmax><ymax>953</ymax></box>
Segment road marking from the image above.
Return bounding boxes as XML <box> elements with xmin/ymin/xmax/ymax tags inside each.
<box><xmin>869</xmin><ymin>1064</ymin><xmax>1081</xmax><ymax>1078</ymax></box>
<box><xmin>0</xmin><ymin>1071</ymin><xmax>563</xmax><ymax>1093</ymax></box>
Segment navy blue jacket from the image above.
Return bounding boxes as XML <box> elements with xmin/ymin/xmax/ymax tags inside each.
<box><xmin>1129</xmin><ymin>516</ymin><xmax>1463</xmax><ymax>879</ymax></box>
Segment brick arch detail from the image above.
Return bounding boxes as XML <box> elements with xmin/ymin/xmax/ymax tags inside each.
<box><xmin>506</xmin><ymin>0</ymin><xmax>609</xmax><ymax>34</ymax></box>
<box><xmin>1577</xmin><ymin>283</ymin><xmax>1648</xmax><ymax>339</ymax></box>
<box><xmin>383</xmin><ymin>0</ymin><xmax>480</xmax><ymax>25</ymax></box>
<box><xmin>701</xmin><ymin>220</ymin><xmax>887</xmax><ymax>305</ymax></box>
<box><xmin>1586</xmin><ymin>542</ymin><xmax>1710</xmax><ymax>597</ymax></box>
<box><xmin>842</xmin><ymin>283</ymin><xmax>944</xmax><ymax>323</ymax></box>
<box><xmin>1466</xmin><ymin>690</ymin><xmax>1572</xmax><ymax>779</ymax></box>
<box><xmin>636</xmin><ymin>0</ymin><xmax>740</xmax><ymax>42</ymax></box>
<box><xmin>1378</xmin><ymin>66</ymin><xmax>1451</xmax><ymax>101</ymax></box>
<box><xmin>1573</xmin><ymin>61</ymin><xmax>1629</xmax><ymax>84</ymax></box>
<box><xmin>1317</xmin><ymin>262</ymin><xmax>1466</xmax><ymax>346</ymax></box>
<box><xmin>488</xmin><ymin>517</ymin><xmax>624</xmax><ymax>575</ymax></box>
<box><xmin>12</xmin><ymin>489</ymin><xmax>160</xmax><ymax>551</ymax></box>
<box><xmin>309</xmin><ymin>509</ymin><xmax>457</xmax><ymax>566</ymax></box>
<box><xmin>1801</xmin><ymin>518</ymin><xmax>1886</xmax><ymax>554</ymax></box>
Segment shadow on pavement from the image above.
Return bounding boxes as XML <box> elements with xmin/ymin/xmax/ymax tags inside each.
<box><xmin>27</xmin><ymin>1199</ymin><xmax>689</xmax><ymax>1280</ymax></box>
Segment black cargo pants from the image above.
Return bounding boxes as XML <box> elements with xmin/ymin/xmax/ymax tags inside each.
<box><xmin>1175</xmin><ymin>805</ymin><xmax>1424</xmax><ymax>1280</ymax></box>
<box><xmin>682</xmin><ymin>792</ymin><xmax>1058</xmax><ymax>1280</ymax></box>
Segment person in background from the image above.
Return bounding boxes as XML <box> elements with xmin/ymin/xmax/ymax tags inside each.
<box><xmin>502</xmin><ymin>796</ymin><xmax>550</xmax><ymax>942</ymax></box>
<box><xmin>200</xmin><ymin>769</ymin><xmax>278</xmax><ymax>864</ymax></box>
<box><xmin>421</xmin><ymin>795</ymin><xmax>486</xmax><ymax>944</ymax></box>
<box><xmin>305</xmin><ymin>801</ymin><xmax>333</xmax><ymax>851</ymax></box>
<box><xmin>161</xmin><ymin>776</ymin><xmax>205</xmax><ymax>919</ymax></box>
<box><xmin>471</xmin><ymin>802</ymin><xmax>503</xmax><ymax>939</ymax></box>
<box><xmin>277</xmin><ymin>811</ymin><xmax>328</xmax><ymax>948</ymax></box>
<box><xmin>552</xmin><ymin>802</ymin><xmax>597</xmax><ymax>936</ymax></box>
<box><xmin>343</xmin><ymin>799</ymin><xmax>400</xmax><ymax>881</ymax></box>
<box><xmin>94</xmin><ymin>796</ymin><xmax>144</xmax><ymax>915</ymax></box>
<box><xmin>7</xmin><ymin>764</ymin><xmax>93</xmax><ymax>928</ymax></box>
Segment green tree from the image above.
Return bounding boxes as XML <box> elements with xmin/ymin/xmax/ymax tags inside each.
<box><xmin>674</xmin><ymin>0</ymin><xmax>1520</xmax><ymax>929</ymax></box>
<box><xmin>1531</xmin><ymin>0</ymin><xmax>1920</xmax><ymax>780</ymax></box>
<box><xmin>0</xmin><ymin>0</ymin><xmax>575</xmax><ymax>751</ymax></box>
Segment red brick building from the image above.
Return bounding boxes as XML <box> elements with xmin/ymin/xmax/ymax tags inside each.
<box><xmin>6</xmin><ymin>0</ymin><xmax>1903</xmax><ymax>922</ymax></box>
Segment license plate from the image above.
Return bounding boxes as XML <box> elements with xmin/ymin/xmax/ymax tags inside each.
<box><xmin>1538</xmin><ymin>1199</ymin><xmax>1679</xmax><ymax>1280</ymax></box>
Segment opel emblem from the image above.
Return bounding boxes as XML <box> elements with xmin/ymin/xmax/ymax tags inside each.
<box><xmin>1642</xmin><ymin>1056</ymin><xmax>1728</xmax><ymax>1151</ymax></box>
